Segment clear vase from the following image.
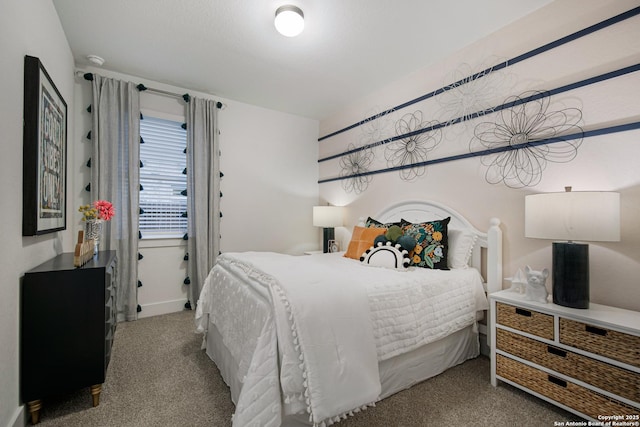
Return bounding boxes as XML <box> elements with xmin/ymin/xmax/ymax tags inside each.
<box><xmin>85</xmin><ymin>219</ymin><xmax>103</xmax><ymax>255</ymax></box>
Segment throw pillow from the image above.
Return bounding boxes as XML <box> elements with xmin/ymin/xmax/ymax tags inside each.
<box><xmin>344</xmin><ymin>226</ymin><xmax>387</xmax><ymax>260</ymax></box>
<box><xmin>401</xmin><ymin>217</ymin><xmax>450</xmax><ymax>270</ymax></box>
<box><xmin>448</xmin><ymin>228</ymin><xmax>478</xmax><ymax>269</ymax></box>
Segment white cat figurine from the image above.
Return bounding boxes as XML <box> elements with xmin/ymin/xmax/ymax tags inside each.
<box><xmin>524</xmin><ymin>265</ymin><xmax>549</xmax><ymax>303</ymax></box>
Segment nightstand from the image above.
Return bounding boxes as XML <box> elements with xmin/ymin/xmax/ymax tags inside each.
<box><xmin>303</xmin><ymin>251</ymin><xmax>324</xmax><ymax>255</ymax></box>
<box><xmin>489</xmin><ymin>289</ymin><xmax>640</xmax><ymax>420</ymax></box>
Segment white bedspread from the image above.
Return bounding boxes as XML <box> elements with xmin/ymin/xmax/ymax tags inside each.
<box><xmin>196</xmin><ymin>252</ymin><xmax>488</xmax><ymax>427</ymax></box>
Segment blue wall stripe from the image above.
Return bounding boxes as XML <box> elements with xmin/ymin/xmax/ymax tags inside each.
<box><xmin>318</xmin><ymin>122</ymin><xmax>640</xmax><ymax>184</ymax></box>
<box><xmin>318</xmin><ymin>63</ymin><xmax>640</xmax><ymax>163</ymax></box>
<box><xmin>318</xmin><ymin>6</ymin><xmax>640</xmax><ymax>143</ymax></box>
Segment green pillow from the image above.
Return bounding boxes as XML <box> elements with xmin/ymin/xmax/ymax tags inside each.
<box><xmin>385</xmin><ymin>225</ymin><xmax>403</xmax><ymax>243</ymax></box>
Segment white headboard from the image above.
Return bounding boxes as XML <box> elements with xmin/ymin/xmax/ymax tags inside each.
<box><xmin>358</xmin><ymin>200</ymin><xmax>502</xmax><ymax>294</ymax></box>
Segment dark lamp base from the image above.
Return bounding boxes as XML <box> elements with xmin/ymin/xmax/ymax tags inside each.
<box><xmin>323</xmin><ymin>228</ymin><xmax>335</xmax><ymax>254</ymax></box>
<box><xmin>552</xmin><ymin>242</ymin><xmax>589</xmax><ymax>309</ymax></box>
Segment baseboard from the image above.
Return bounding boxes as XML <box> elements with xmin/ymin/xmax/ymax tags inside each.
<box><xmin>8</xmin><ymin>405</ymin><xmax>25</xmax><ymax>427</ymax></box>
<box><xmin>138</xmin><ymin>298</ymin><xmax>188</xmax><ymax>319</ymax></box>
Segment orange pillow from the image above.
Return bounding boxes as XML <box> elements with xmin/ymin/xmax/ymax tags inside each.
<box><xmin>344</xmin><ymin>226</ymin><xmax>387</xmax><ymax>260</ymax></box>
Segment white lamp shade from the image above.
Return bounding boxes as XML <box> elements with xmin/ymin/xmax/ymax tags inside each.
<box><xmin>525</xmin><ymin>191</ymin><xmax>620</xmax><ymax>242</ymax></box>
<box><xmin>313</xmin><ymin>206</ymin><xmax>343</xmax><ymax>228</ymax></box>
<box><xmin>274</xmin><ymin>5</ymin><xmax>304</xmax><ymax>37</ymax></box>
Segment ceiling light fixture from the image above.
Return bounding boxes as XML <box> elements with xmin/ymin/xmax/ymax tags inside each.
<box><xmin>274</xmin><ymin>5</ymin><xmax>304</xmax><ymax>37</ymax></box>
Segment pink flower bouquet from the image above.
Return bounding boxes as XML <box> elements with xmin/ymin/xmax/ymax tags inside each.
<box><xmin>79</xmin><ymin>200</ymin><xmax>115</xmax><ymax>221</ymax></box>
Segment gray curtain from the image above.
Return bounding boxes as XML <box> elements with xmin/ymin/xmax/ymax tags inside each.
<box><xmin>186</xmin><ymin>97</ymin><xmax>221</xmax><ymax>306</ymax></box>
<box><xmin>91</xmin><ymin>76</ymin><xmax>140</xmax><ymax>322</ymax></box>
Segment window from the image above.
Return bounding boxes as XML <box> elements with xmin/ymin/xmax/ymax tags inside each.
<box><xmin>139</xmin><ymin>115</ymin><xmax>187</xmax><ymax>238</ymax></box>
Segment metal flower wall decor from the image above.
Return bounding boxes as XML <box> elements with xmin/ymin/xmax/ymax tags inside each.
<box><xmin>385</xmin><ymin>111</ymin><xmax>442</xmax><ymax>181</ymax></box>
<box><xmin>339</xmin><ymin>143</ymin><xmax>375</xmax><ymax>194</ymax></box>
<box><xmin>359</xmin><ymin>107</ymin><xmax>396</xmax><ymax>147</ymax></box>
<box><xmin>470</xmin><ymin>90</ymin><xmax>583</xmax><ymax>188</ymax></box>
<box><xmin>437</xmin><ymin>61</ymin><xmax>512</xmax><ymax>132</ymax></box>
<box><xmin>336</xmin><ymin>108</ymin><xmax>395</xmax><ymax>194</ymax></box>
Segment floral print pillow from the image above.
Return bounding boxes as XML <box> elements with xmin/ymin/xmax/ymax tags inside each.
<box><xmin>402</xmin><ymin>217</ymin><xmax>450</xmax><ymax>270</ymax></box>
<box><xmin>364</xmin><ymin>216</ymin><xmax>407</xmax><ymax>229</ymax></box>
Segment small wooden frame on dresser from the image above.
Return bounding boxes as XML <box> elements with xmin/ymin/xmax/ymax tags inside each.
<box><xmin>489</xmin><ymin>289</ymin><xmax>640</xmax><ymax>421</ymax></box>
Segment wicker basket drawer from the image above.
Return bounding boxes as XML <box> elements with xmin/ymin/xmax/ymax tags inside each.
<box><xmin>496</xmin><ymin>302</ymin><xmax>554</xmax><ymax>340</ymax></box>
<box><xmin>496</xmin><ymin>354</ymin><xmax>639</xmax><ymax>419</ymax></box>
<box><xmin>560</xmin><ymin>318</ymin><xmax>640</xmax><ymax>369</ymax></box>
<box><xmin>497</xmin><ymin>328</ymin><xmax>640</xmax><ymax>403</ymax></box>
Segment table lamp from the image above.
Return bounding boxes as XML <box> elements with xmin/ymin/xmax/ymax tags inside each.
<box><xmin>313</xmin><ymin>206</ymin><xmax>344</xmax><ymax>253</ymax></box>
<box><xmin>525</xmin><ymin>187</ymin><xmax>620</xmax><ymax>309</ymax></box>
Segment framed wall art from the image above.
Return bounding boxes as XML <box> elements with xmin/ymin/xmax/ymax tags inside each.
<box><xmin>22</xmin><ymin>55</ymin><xmax>67</xmax><ymax>235</ymax></box>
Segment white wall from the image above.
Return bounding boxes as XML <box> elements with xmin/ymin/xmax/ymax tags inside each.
<box><xmin>73</xmin><ymin>67</ymin><xmax>320</xmax><ymax>318</ymax></box>
<box><xmin>320</xmin><ymin>0</ymin><xmax>640</xmax><ymax>312</ymax></box>
<box><xmin>0</xmin><ymin>1</ymin><xmax>75</xmax><ymax>426</ymax></box>
<box><xmin>219</xmin><ymin>101</ymin><xmax>321</xmax><ymax>255</ymax></box>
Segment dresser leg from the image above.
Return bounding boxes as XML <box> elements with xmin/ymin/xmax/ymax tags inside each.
<box><xmin>27</xmin><ymin>400</ymin><xmax>42</xmax><ymax>425</ymax></box>
<box><xmin>90</xmin><ymin>384</ymin><xmax>102</xmax><ymax>407</ymax></box>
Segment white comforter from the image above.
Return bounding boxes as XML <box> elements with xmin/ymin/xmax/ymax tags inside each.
<box><xmin>196</xmin><ymin>252</ymin><xmax>488</xmax><ymax>427</ymax></box>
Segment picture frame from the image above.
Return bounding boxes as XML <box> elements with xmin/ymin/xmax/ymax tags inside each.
<box><xmin>23</xmin><ymin>55</ymin><xmax>67</xmax><ymax>236</ymax></box>
<box><xmin>328</xmin><ymin>239</ymin><xmax>340</xmax><ymax>253</ymax></box>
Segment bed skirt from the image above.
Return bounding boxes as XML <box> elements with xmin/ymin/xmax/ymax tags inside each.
<box><xmin>206</xmin><ymin>321</ymin><xmax>480</xmax><ymax>426</ymax></box>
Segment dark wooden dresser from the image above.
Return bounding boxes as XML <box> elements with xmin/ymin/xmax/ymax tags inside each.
<box><xmin>21</xmin><ymin>251</ymin><xmax>117</xmax><ymax>424</ymax></box>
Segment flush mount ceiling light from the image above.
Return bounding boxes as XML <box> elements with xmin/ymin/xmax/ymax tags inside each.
<box><xmin>274</xmin><ymin>5</ymin><xmax>304</xmax><ymax>37</ymax></box>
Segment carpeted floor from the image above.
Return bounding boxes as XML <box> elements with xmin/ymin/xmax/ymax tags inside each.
<box><xmin>36</xmin><ymin>310</ymin><xmax>579</xmax><ymax>426</ymax></box>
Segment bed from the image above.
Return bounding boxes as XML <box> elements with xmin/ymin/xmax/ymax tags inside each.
<box><xmin>195</xmin><ymin>200</ymin><xmax>502</xmax><ymax>427</ymax></box>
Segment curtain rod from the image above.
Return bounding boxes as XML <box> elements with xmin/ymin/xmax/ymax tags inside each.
<box><xmin>74</xmin><ymin>70</ymin><xmax>225</xmax><ymax>109</ymax></box>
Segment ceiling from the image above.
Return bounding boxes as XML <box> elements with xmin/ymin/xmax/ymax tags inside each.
<box><xmin>52</xmin><ymin>0</ymin><xmax>554</xmax><ymax>120</ymax></box>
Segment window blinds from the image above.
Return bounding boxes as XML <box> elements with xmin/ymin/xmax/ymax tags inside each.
<box><xmin>139</xmin><ymin>115</ymin><xmax>187</xmax><ymax>237</ymax></box>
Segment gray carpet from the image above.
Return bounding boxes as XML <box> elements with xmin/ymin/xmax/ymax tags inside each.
<box><xmin>36</xmin><ymin>310</ymin><xmax>579</xmax><ymax>426</ymax></box>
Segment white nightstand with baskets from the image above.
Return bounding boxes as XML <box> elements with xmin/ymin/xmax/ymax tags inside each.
<box><xmin>489</xmin><ymin>289</ymin><xmax>640</xmax><ymax>421</ymax></box>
